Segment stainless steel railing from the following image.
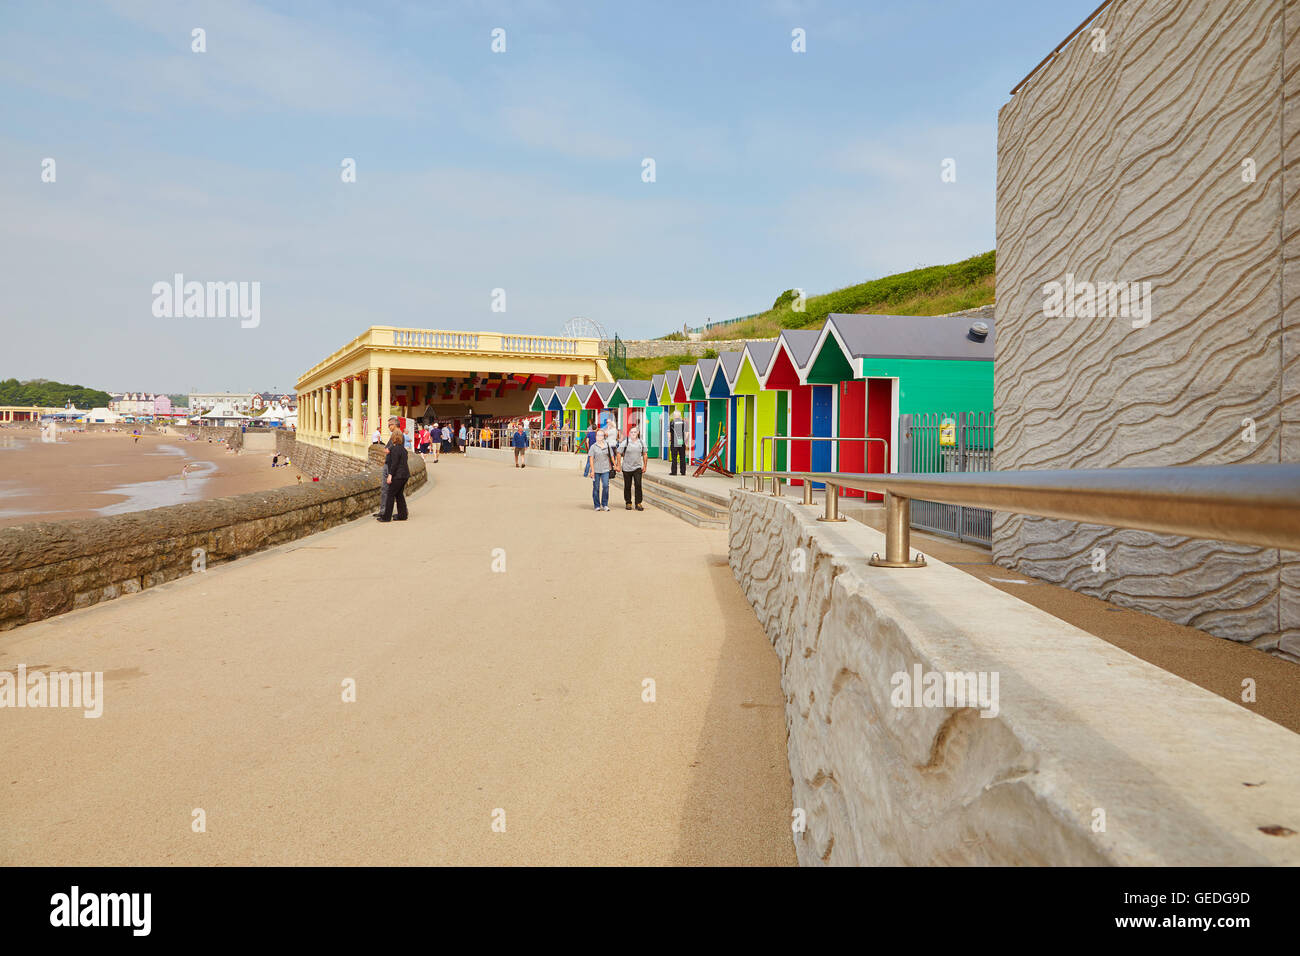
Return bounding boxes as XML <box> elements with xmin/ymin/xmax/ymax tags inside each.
<box><xmin>737</xmin><ymin>464</ymin><xmax>1300</xmax><ymax>569</ymax></box>
<box><xmin>745</xmin><ymin>436</ymin><xmax>890</xmax><ymax>493</ymax></box>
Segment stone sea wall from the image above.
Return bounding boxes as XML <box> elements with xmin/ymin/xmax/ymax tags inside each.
<box><xmin>0</xmin><ymin>451</ymin><xmax>424</xmax><ymax>631</ymax></box>
<box><xmin>729</xmin><ymin>489</ymin><xmax>1300</xmax><ymax>865</ymax></box>
<box><xmin>613</xmin><ymin>339</ymin><xmax>762</xmax><ymax>359</ymax></box>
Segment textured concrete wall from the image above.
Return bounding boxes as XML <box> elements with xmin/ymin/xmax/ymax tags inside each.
<box><xmin>729</xmin><ymin>490</ymin><xmax>1300</xmax><ymax>865</ymax></box>
<box><xmin>0</xmin><ymin>454</ymin><xmax>424</xmax><ymax>631</ymax></box>
<box><xmin>995</xmin><ymin>0</ymin><xmax>1298</xmax><ymax>659</ymax></box>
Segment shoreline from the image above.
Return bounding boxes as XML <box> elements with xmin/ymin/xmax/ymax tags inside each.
<box><xmin>0</xmin><ymin>427</ymin><xmax>303</xmax><ymax>528</ymax></box>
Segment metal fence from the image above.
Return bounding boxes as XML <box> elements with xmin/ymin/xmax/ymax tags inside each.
<box><xmin>608</xmin><ymin>335</ymin><xmax>630</xmax><ymax>379</ymax></box>
<box><xmin>898</xmin><ymin>411</ymin><xmax>994</xmax><ymax>546</ymax></box>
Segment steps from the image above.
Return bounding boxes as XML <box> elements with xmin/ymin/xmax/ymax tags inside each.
<box><xmin>611</xmin><ymin>471</ymin><xmax>730</xmax><ymax>528</ymax></box>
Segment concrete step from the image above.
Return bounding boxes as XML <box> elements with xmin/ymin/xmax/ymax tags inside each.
<box><xmin>611</xmin><ymin>475</ymin><xmax>728</xmax><ymax>528</ymax></box>
<box><xmin>640</xmin><ymin>472</ymin><xmax>733</xmax><ymax>510</ymax></box>
<box><xmin>622</xmin><ymin>476</ymin><xmax>729</xmax><ymax>519</ymax></box>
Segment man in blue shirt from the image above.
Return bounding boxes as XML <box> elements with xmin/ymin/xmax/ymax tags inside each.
<box><xmin>511</xmin><ymin>420</ymin><xmax>528</xmax><ymax>468</ymax></box>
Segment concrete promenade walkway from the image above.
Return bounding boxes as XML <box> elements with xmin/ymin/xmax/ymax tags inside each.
<box><xmin>0</xmin><ymin>456</ymin><xmax>796</xmax><ymax>865</ymax></box>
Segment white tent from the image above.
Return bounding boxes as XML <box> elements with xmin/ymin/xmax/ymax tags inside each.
<box><xmin>87</xmin><ymin>407</ymin><xmax>121</xmax><ymax>423</ymax></box>
<box><xmin>200</xmin><ymin>405</ymin><xmax>250</xmax><ymax>426</ymax></box>
<box><xmin>250</xmin><ymin>403</ymin><xmax>290</xmax><ymax>423</ymax></box>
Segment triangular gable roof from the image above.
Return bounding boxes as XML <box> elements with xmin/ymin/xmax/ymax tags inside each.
<box><xmin>567</xmin><ymin>384</ymin><xmax>593</xmax><ymax>408</ymax></box>
<box><xmin>690</xmin><ymin>359</ymin><xmax>718</xmax><ymax>400</ymax></box>
<box><xmin>617</xmin><ymin>380</ymin><xmax>653</xmax><ymax>404</ymax></box>
<box><xmin>587</xmin><ymin>382</ymin><xmax>616</xmax><ymax>409</ymax></box>
<box><xmin>763</xmin><ymin>330</ymin><xmax>821</xmax><ymax>389</ymax></box>
<box><xmin>548</xmin><ymin>387</ymin><xmax>571</xmax><ymax>411</ymax></box>
<box><xmin>735</xmin><ymin>342</ymin><xmax>776</xmax><ymax>394</ymax></box>
<box><xmin>673</xmin><ymin>365</ymin><xmax>696</xmax><ymax>403</ymax></box>
<box><xmin>708</xmin><ymin>352</ymin><xmax>742</xmax><ymax>398</ymax></box>
<box><xmin>781</xmin><ymin>329</ymin><xmax>821</xmax><ymax>368</ymax></box>
<box><xmin>744</xmin><ymin>340</ymin><xmax>777</xmax><ymax>379</ymax></box>
<box><xmin>530</xmin><ymin>388</ymin><xmax>554</xmax><ymax>412</ymax></box>
<box><xmin>604</xmin><ymin>382</ymin><xmax>629</xmax><ymax>407</ymax></box>
<box><xmin>661</xmin><ymin>370</ymin><xmax>679</xmax><ymax>404</ymax></box>
<box><xmin>648</xmin><ymin>374</ymin><xmax>664</xmax><ymax>406</ymax></box>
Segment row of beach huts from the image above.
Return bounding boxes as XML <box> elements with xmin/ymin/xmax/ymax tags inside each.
<box><xmin>528</xmin><ymin>312</ymin><xmax>995</xmax><ymax>494</ymax></box>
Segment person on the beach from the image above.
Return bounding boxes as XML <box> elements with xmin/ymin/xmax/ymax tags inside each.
<box><xmin>458</xmin><ymin>423</ymin><xmax>467</xmax><ymax>451</ymax></box>
<box><xmin>586</xmin><ymin>429</ymin><xmax>613</xmax><ymax>511</ymax></box>
<box><xmin>272</xmin><ymin>454</ymin><xmax>279</xmax><ymax>468</ymax></box>
<box><xmin>377</xmin><ymin>421</ymin><xmax>410</xmax><ymax>522</ymax></box>
<box><xmin>618</xmin><ymin>425</ymin><xmax>646</xmax><ymax>511</ymax></box>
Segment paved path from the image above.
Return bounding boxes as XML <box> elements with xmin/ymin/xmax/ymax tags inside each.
<box><xmin>0</xmin><ymin>456</ymin><xmax>795</xmax><ymax>865</ymax></box>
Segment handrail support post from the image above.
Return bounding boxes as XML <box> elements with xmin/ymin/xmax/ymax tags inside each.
<box><xmin>869</xmin><ymin>492</ymin><xmax>926</xmax><ymax>568</ymax></box>
<box><xmin>818</xmin><ymin>482</ymin><xmax>846</xmax><ymax>522</ymax></box>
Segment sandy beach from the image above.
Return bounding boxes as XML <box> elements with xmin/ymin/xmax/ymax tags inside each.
<box><xmin>0</xmin><ymin>427</ymin><xmax>302</xmax><ymax>528</ymax></box>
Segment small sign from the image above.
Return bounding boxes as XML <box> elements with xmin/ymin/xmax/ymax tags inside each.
<box><xmin>939</xmin><ymin>417</ymin><xmax>957</xmax><ymax>447</ymax></box>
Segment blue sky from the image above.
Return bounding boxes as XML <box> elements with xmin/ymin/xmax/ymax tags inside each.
<box><xmin>0</xmin><ymin>0</ymin><xmax>1087</xmax><ymax>394</ymax></box>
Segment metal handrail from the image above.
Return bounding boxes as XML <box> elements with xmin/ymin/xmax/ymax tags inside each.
<box><xmin>737</xmin><ymin>464</ymin><xmax>1300</xmax><ymax>569</ymax></box>
<box><xmin>749</xmin><ymin>435</ymin><xmax>889</xmax><ymax>493</ymax></box>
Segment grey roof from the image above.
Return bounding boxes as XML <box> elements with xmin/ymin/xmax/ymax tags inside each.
<box><xmin>780</xmin><ymin>329</ymin><xmax>822</xmax><ymax>368</ymax></box>
<box><xmin>572</xmin><ymin>384</ymin><xmax>594</xmax><ymax>404</ymax></box>
<box><xmin>533</xmin><ymin>387</ymin><xmax>555</xmax><ymax>407</ymax></box>
<box><xmin>649</xmin><ymin>373</ymin><xmax>664</xmax><ymax>394</ymax></box>
<box><xmin>694</xmin><ymin>358</ymin><xmax>718</xmax><ymax>386</ymax></box>
<box><xmin>675</xmin><ymin>365</ymin><xmax>697</xmax><ymax>394</ymax></box>
<box><xmin>744</xmin><ymin>340</ymin><xmax>777</xmax><ymax>374</ymax></box>
<box><xmin>592</xmin><ymin>382</ymin><xmax>617</xmax><ymax>402</ymax></box>
<box><xmin>717</xmin><ymin>351</ymin><xmax>744</xmax><ymax>382</ymax></box>
<box><xmin>550</xmin><ymin>386</ymin><xmax>573</xmax><ymax>406</ymax></box>
<box><xmin>618</xmin><ymin>380</ymin><xmax>653</xmax><ymax>402</ymax></box>
<box><xmin>825</xmin><ymin>313</ymin><xmax>995</xmax><ymax>362</ymax></box>
<box><xmin>662</xmin><ymin>370</ymin><xmax>678</xmax><ymax>393</ymax></box>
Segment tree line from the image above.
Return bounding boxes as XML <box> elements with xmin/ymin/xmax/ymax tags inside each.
<box><xmin>0</xmin><ymin>378</ymin><xmax>111</xmax><ymax>409</ymax></box>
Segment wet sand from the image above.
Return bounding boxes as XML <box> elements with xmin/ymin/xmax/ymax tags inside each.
<box><xmin>0</xmin><ymin>428</ymin><xmax>302</xmax><ymax>527</ymax></box>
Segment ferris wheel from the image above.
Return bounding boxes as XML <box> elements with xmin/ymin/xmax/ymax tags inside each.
<box><xmin>562</xmin><ymin>316</ymin><xmax>609</xmax><ymax>342</ymax></box>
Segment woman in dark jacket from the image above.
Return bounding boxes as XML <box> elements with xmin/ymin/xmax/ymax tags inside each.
<box><xmin>378</xmin><ymin>423</ymin><xmax>410</xmax><ymax>522</ymax></box>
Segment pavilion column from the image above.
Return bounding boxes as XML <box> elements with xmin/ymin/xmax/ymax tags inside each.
<box><xmin>352</xmin><ymin>376</ymin><xmax>363</xmax><ymax>449</ymax></box>
<box><xmin>381</xmin><ymin>367</ymin><xmax>392</xmax><ymax>432</ymax></box>
<box><xmin>317</xmin><ymin>389</ymin><xmax>324</xmax><ymax>436</ymax></box>
<box><xmin>367</xmin><ymin>368</ymin><xmax>379</xmax><ymax>442</ymax></box>
<box><xmin>324</xmin><ymin>387</ymin><xmax>333</xmax><ymax>437</ymax></box>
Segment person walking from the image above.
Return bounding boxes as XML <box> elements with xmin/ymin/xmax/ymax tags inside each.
<box><xmin>668</xmin><ymin>410</ymin><xmax>687</xmax><ymax>476</ymax></box>
<box><xmin>458</xmin><ymin>422</ymin><xmax>467</xmax><ymax>452</ymax></box>
<box><xmin>441</xmin><ymin>423</ymin><xmax>451</xmax><ymax>454</ymax></box>
<box><xmin>586</xmin><ymin>429</ymin><xmax>613</xmax><ymax>511</ymax></box>
<box><xmin>511</xmin><ymin>420</ymin><xmax>528</xmax><ymax>467</ymax></box>
<box><xmin>376</xmin><ymin>416</ymin><xmax>399</xmax><ymax>518</ymax></box>
<box><xmin>429</xmin><ymin>423</ymin><xmax>440</xmax><ymax>464</ymax></box>
<box><xmin>618</xmin><ymin>425</ymin><xmax>647</xmax><ymax>511</ymax></box>
<box><xmin>377</xmin><ymin>421</ymin><xmax>410</xmax><ymax>522</ymax></box>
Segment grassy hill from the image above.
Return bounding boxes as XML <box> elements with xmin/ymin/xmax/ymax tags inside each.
<box><xmin>701</xmin><ymin>250</ymin><xmax>995</xmax><ymax>341</ymax></box>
